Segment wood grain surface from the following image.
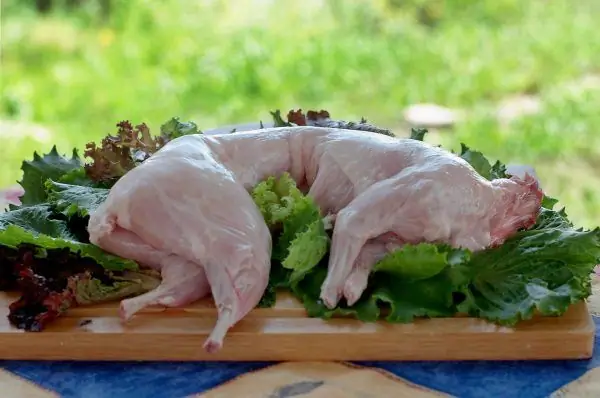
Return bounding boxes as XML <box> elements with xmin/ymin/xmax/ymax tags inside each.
<box><xmin>0</xmin><ymin>292</ymin><xmax>594</xmax><ymax>361</ymax></box>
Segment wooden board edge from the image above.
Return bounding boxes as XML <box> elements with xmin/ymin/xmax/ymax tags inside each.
<box><xmin>0</xmin><ymin>302</ymin><xmax>593</xmax><ymax>362</ymax></box>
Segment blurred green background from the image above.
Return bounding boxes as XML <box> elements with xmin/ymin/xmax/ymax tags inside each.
<box><xmin>1</xmin><ymin>0</ymin><xmax>599</xmax><ymax>227</ymax></box>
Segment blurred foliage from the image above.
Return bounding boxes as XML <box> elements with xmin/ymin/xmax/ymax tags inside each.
<box><xmin>1</xmin><ymin>0</ymin><xmax>599</xmax><ymax>227</ymax></box>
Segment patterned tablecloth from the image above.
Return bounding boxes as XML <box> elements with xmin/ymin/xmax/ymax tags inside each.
<box><xmin>0</xmin><ymin>278</ymin><xmax>598</xmax><ymax>398</ymax></box>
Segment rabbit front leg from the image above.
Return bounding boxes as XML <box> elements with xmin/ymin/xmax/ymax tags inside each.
<box><xmin>320</xmin><ymin>178</ymin><xmax>402</xmax><ymax>309</ymax></box>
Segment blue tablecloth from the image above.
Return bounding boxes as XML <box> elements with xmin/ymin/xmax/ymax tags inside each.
<box><xmin>0</xmin><ymin>316</ymin><xmax>597</xmax><ymax>398</ymax></box>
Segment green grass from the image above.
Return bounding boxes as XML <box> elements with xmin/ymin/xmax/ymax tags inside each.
<box><xmin>2</xmin><ymin>0</ymin><xmax>599</xmax><ymax>227</ymax></box>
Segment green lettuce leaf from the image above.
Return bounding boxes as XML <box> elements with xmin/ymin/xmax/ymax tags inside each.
<box><xmin>57</xmin><ymin>167</ymin><xmax>107</xmax><ymax>187</ymax></box>
<box><xmin>371</xmin><ymin>270</ymin><xmax>458</xmax><ymax>322</ymax></box>
<box><xmin>457</xmin><ymin>207</ymin><xmax>600</xmax><ymax>325</ymax></box>
<box><xmin>286</xmin><ymin>197</ymin><xmax>596</xmax><ymax>326</ymax></box>
<box><xmin>292</xmin><ymin>243</ymin><xmax>469</xmax><ymax>323</ymax></box>
<box><xmin>459</xmin><ymin>141</ymin><xmax>558</xmax><ymax>210</ymax></box>
<box><xmin>490</xmin><ymin>160</ymin><xmax>508</xmax><ymax>180</ymax></box>
<box><xmin>257</xmin><ymin>259</ymin><xmax>295</xmax><ymax>308</ymax></box>
<box><xmin>251</xmin><ymin>173</ymin><xmax>330</xmax><ymax>267</ymax></box>
<box><xmin>532</xmin><ymin>206</ymin><xmax>572</xmax><ymax>230</ymax></box>
<box><xmin>409</xmin><ymin>134</ymin><xmax>508</xmax><ymax>180</ymax></box>
<box><xmin>45</xmin><ymin>180</ymin><xmax>109</xmax><ymax>218</ymax></box>
<box><xmin>373</xmin><ymin>243</ymin><xmax>469</xmax><ymax>281</ymax></box>
<box><xmin>293</xmin><ymin>264</ymin><xmax>381</xmax><ymax>322</ymax></box>
<box><xmin>252</xmin><ymin>173</ymin><xmax>330</xmax><ymax>305</ymax></box>
<box><xmin>270</xmin><ymin>110</ymin><xmax>292</xmax><ymax>127</ymax></box>
<box><xmin>256</xmin><ymin>284</ymin><xmax>277</xmax><ymax>308</ymax></box>
<box><xmin>459</xmin><ymin>143</ymin><xmax>508</xmax><ymax>180</ymax></box>
<box><xmin>160</xmin><ymin>117</ymin><xmax>201</xmax><ymax>140</ymax></box>
<box><xmin>17</xmin><ymin>146</ymin><xmax>83</xmax><ymax>206</ymax></box>
<box><xmin>283</xmin><ymin>218</ymin><xmax>330</xmax><ymax>284</ymax></box>
<box><xmin>274</xmin><ymin>197</ymin><xmax>325</xmax><ymax>263</ymax></box>
<box><xmin>0</xmin><ymin>205</ymin><xmax>136</xmax><ymax>271</ymax></box>
<box><xmin>410</xmin><ymin>127</ymin><xmax>428</xmax><ymax>141</ymax></box>
<box><xmin>541</xmin><ymin>194</ymin><xmax>559</xmax><ymax>210</ymax></box>
<box><xmin>251</xmin><ymin>172</ymin><xmax>303</xmax><ymax>226</ymax></box>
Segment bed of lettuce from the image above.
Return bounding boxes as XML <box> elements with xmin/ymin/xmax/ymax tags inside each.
<box><xmin>1</xmin><ymin>109</ymin><xmax>599</xmax><ymax>331</ymax></box>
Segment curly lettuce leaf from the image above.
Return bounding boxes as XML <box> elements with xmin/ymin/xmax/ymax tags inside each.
<box><xmin>252</xmin><ymin>173</ymin><xmax>330</xmax><ymax>305</ymax></box>
<box><xmin>45</xmin><ymin>180</ymin><xmax>109</xmax><ymax>219</ymax></box>
<box><xmin>0</xmin><ymin>205</ymin><xmax>136</xmax><ymax>271</ymax></box>
<box><xmin>5</xmin><ymin>246</ymin><xmax>157</xmax><ymax>331</ymax></box>
<box><xmin>17</xmin><ymin>146</ymin><xmax>83</xmax><ymax>207</ymax></box>
<box><xmin>457</xmin><ymin>208</ymin><xmax>600</xmax><ymax>325</ymax></box>
<box><xmin>84</xmin><ymin>121</ymin><xmax>152</xmax><ymax>183</ymax></box>
<box><xmin>252</xmin><ymin>172</ymin><xmax>330</xmax><ymax>267</ymax></box>
<box><xmin>85</xmin><ymin>119</ymin><xmax>199</xmax><ymax>184</ymax></box>
<box><xmin>251</xmin><ymin>173</ymin><xmax>303</xmax><ymax>226</ymax></box>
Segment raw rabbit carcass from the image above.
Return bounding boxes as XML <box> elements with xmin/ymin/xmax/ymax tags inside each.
<box><xmin>318</xmin><ymin>144</ymin><xmax>544</xmax><ymax>309</ymax></box>
<box><xmin>87</xmin><ymin>135</ymin><xmax>272</xmax><ymax>353</ymax></box>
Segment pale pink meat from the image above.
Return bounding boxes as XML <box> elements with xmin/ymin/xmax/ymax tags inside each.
<box><xmin>316</xmin><ymin>143</ymin><xmax>543</xmax><ymax>308</ymax></box>
<box><xmin>88</xmin><ymin>135</ymin><xmax>272</xmax><ymax>353</ymax></box>
<box><xmin>87</xmin><ymin>126</ymin><xmax>543</xmax><ymax>349</ymax></box>
<box><xmin>1</xmin><ymin>185</ymin><xmax>25</xmax><ymax>210</ymax></box>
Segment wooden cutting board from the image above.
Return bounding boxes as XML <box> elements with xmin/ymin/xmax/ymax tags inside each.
<box><xmin>0</xmin><ymin>292</ymin><xmax>594</xmax><ymax>361</ymax></box>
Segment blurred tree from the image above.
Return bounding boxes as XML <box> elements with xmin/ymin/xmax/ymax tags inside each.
<box><xmin>35</xmin><ymin>0</ymin><xmax>52</xmax><ymax>13</ymax></box>
<box><xmin>386</xmin><ymin>0</ymin><xmax>446</xmax><ymax>27</ymax></box>
<box><xmin>34</xmin><ymin>0</ymin><xmax>111</xmax><ymax>17</ymax></box>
